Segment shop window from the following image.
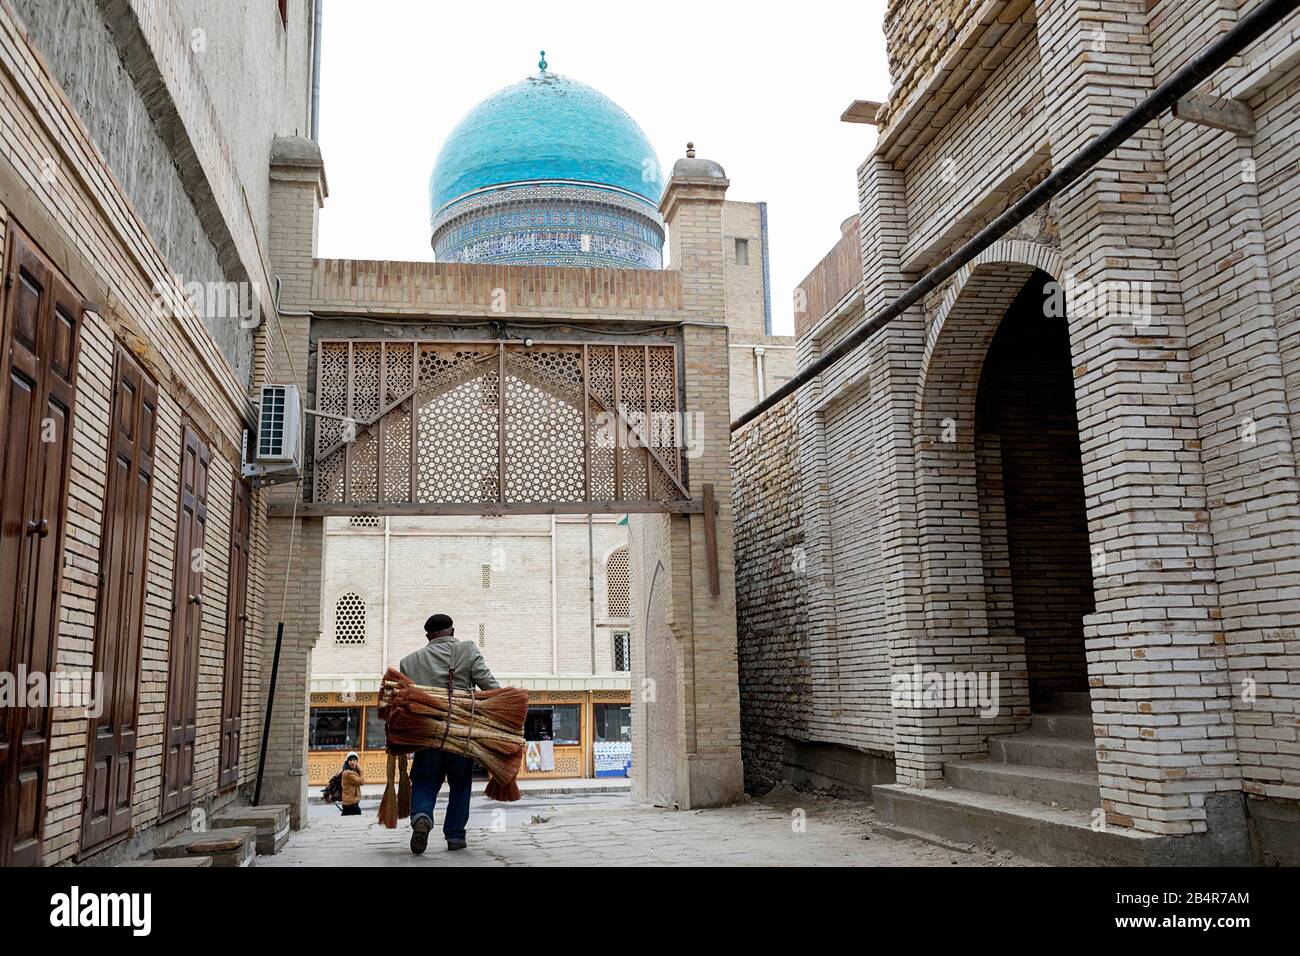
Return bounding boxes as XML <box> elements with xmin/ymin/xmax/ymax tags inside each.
<box><xmin>364</xmin><ymin>706</ymin><xmax>386</xmax><ymax>752</ymax></box>
<box><xmin>335</xmin><ymin>592</ymin><xmax>366</xmax><ymax>644</ymax></box>
<box><xmin>309</xmin><ymin>707</ymin><xmax>360</xmax><ymax>751</ymax></box>
<box><xmin>606</xmin><ymin>548</ymin><xmax>630</xmax><ymax>617</ymax></box>
<box><xmin>525</xmin><ymin>704</ymin><xmax>580</xmax><ymax>745</ymax></box>
<box><xmin>612</xmin><ymin>631</ymin><xmax>631</xmax><ymax>672</ymax></box>
<box><xmin>594</xmin><ymin>703</ymin><xmax>631</xmax><ymax>742</ymax></box>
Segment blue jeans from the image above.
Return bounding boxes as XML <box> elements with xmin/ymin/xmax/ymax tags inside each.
<box><xmin>409</xmin><ymin>747</ymin><xmax>474</xmax><ymax>841</ymax></box>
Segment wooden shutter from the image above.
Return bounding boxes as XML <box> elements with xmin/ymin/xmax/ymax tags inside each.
<box><xmin>218</xmin><ymin>476</ymin><xmax>251</xmax><ymax>790</ymax></box>
<box><xmin>160</xmin><ymin>425</ymin><xmax>210</xmax><ymax>818</ymax></box>
<box><xmin>81</xmin><ymin>343</ymin><xmax>158</xmax><ymax>849</ymax></box>
<box><xmin>0</xmin><ymin>223</ymin><xmax>81</xmax><ymax>866</ymax></box>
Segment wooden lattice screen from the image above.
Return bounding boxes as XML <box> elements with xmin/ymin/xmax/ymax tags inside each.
<box><xmin>312</xmin><ymin>340</ymin><xmax>687</xmax><ymax>507</ymax></box>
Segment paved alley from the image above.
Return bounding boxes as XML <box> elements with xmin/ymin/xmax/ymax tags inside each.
<box><xmin>265</xmin><ymin>788</ymin><xmax>1036</xmax><ymax>867</ymax></box>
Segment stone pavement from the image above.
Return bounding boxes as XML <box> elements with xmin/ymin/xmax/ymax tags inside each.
<box><xmin>263</xmin><ymin>787</ymin><xmax>1038</xmax><ymax>867</ymax></box>
<box><xmin>340</xmin><ymin>777</ymin><xmax>632</xmax><ymax>801</ymax></box>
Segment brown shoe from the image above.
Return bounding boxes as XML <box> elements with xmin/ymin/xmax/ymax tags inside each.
<box><xmin>410</xmin><ymin>816</ymin><xmax>432</xmax><ymax>855</ymax></box>
<box><xmin>446</xmin><ymin>838</ymin><xmax>467</xmax><ymax>851</ymax></box>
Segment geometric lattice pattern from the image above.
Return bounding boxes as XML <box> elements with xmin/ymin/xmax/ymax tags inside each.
<box><xmin>606</xmin><ymin>547</ymin><xmax>631</xmax><ymax>617</ymax></box>
<box><xmin>313</xmin><ymin>340</ymin><xmax>686</xmax><ymax>506</ymax></box>
<box><xmin>334</xmin><ymin>592</ymin><xmax>366</xmax><ymax>645</ymax></box>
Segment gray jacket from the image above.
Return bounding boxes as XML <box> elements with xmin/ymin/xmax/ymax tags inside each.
<box><xmin>398</xmin><ymin>635</ymin><xmax>499</xmax><ymax>692</ymax></box>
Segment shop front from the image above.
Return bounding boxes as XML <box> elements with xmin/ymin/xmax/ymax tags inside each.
<box><xmin>306</xmin><ymin>687</ymin><xmax>632</xmax><ymax>787</ymax></box>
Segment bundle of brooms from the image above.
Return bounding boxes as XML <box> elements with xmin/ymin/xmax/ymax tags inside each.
<box><xmin>375</xmin><ymin>668</ymin><xmax>529</xmax><ymax>828</ymax></box>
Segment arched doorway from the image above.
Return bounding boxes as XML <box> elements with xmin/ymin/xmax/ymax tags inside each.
<box><xmin>974</xmin><ymin>272</ymin><xmax>1092</xmax><ymax>708</ymax></box>
<box><xmin>909</xmin><ymin>260</ymin><xmax>1096</xmax><ymax>773</ymax></box>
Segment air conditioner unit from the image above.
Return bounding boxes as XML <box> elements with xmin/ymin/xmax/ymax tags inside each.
<box><xmin>242</xmin><ymin>384</ymin><xmax>303</xmax><ymax>487</ymax></box>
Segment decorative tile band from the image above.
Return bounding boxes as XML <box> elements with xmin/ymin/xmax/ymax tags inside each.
<box><xmin>431</xmin><ymin>182</ymin><xmax>666</xmax><ymax>270</ymax></box>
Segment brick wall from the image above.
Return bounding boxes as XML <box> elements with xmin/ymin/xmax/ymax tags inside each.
<box><xmin>315</xmin><ymin>515</ymin><xmax>631</xmax><ymax>682</ymax></box>
<box><xmin>735</xmin><ymin>0</ymin><xmax>1300</xmax><ymax>846</ymax></box>
<box><xmin>731</xmin><ymin>396</ymin><xmax>810</xmax><ymax>793</ymax></box>
<box><xmin>308</xmin><ymin>258</ymin><xmax>684</xmax><ymax>320</ymax></box>
<box><xmin>793</xmin><ymin>215</ymin><xmax>860</xmax><ymax>339</ymax></box>
<box><xmin>0</xmin><ymin>0</ymin><xmax>307</xmax><ymax>862</ymax></box>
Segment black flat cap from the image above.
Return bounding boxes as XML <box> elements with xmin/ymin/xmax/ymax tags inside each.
<box><xmin>424</xmin><ymin>613</ymin><xmax>454</xmax><ymax>634</ymax></box>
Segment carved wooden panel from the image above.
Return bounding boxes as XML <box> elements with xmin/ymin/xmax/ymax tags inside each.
<box><xmin>313</xmin><ymin>340</ymin><xmax>685</xmax><ymax>507</ymax></box>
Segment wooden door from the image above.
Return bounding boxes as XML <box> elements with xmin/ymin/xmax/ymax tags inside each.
<box><xmin>0</xmin><ymin>224</ymin><xmax>81</xmax><ymax>866</ymax></box>
<box><xmin>160</xmin><ymin>425</ymin><xmax>209</xmax><ymax>818</ymax></box>
<box><xmin>218</xmin><ymin>476</ymin><xmax>251</xmax><ymax>790</ymax></box>
<box><xmin>80</xmin><ymin>343</ymin><xmax>157</xmax><ymax>849</ymax></box>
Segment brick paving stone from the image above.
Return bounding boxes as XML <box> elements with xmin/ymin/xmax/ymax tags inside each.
<box><xmin>261</xmin><ymin>792</ymin><xmax>1037</xmax><ymax>867</ymax></box>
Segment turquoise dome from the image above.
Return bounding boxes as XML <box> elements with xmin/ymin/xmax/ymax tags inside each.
<box><xmin>429</xmin><ymin>72</ymin><xmax>664</xmax><ymax>215</ymax></box>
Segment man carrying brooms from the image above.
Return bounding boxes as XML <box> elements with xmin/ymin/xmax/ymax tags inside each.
<box><xmin>398</xmin><ymin>613</ymin><xmax>500</xmax><ymax>854</ymax></box>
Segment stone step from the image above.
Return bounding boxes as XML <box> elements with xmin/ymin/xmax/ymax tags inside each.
<box><xmin>989</xmin><ymin>732</ymin><xmax>1097</xmax><ymax>771</ymax></box>
<box><xmin>210</xmin><ymin>805</ymin><xmax>291</xmax><ymax>855</ymax></box>
<box><xmin>1036</xmin><ymin>691</ymin><xmax>1092</xmax><ymax>714</ymax></box>
<box><xmin>872</xmin><ymin>783</ymin><xmax>1161</xmax><ymax>866</ymax></box>
<box><xmin>120</xmin><ymin>856</ymin><xmax>213</xmax><ymax>867</ymax></box>
<box><xmin>1029</xmin><ymin>712</ymin><xmax>1096</xmax><ymax>739</ymax></box>
<box><xmin>944</xmin><ymin>759</ymin><xmax>1101</xmax><ymax>812</ymax></box>
<box><xmin>153</xmin><ymin>827</ymin><xmax>257</xmax><ymax>867</ymax></box>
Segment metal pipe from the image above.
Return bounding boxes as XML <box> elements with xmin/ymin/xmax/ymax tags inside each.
<box><xmin>253</xmin><ymin>622</ymin><xmax>284</xmax><ymax>806</ymax></box>
<box><xmin>382</xmin><ymin>516</ymin><xmax>390</xmax><ymax>673</ymax></box>
<box><xmin>588</xmin><ymin>514</ymin><xmax>596</xmax><ymax>673</ymax></box>
<box><xmin>730</xmin><ymin>0</ymin><xmax>1300</xmax><ymax>432</ymax></box>
<box><xmin>310</xmin><ymin>0</ymin><xmax>323</xmax><ymax>141</ymax></box>
<box><xmin>551</xmin><ymin>515</ymin><xmax>559</xmax><ymax>674</ymax></box>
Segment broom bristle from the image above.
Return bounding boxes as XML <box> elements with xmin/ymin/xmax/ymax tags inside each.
<box><xmin>396</xmin><ymin>753</ymin><xmax>411</xmax><ymax>819</ymax></box>
<box><xmin>379</xmin><ymin>668</ymin><xmax>528</xmax><ymax>804</ymax></box>
<box><xmin>484</xmin><ymin>776</ymin><xmax>521</xmax><ymax>802</ymax></box>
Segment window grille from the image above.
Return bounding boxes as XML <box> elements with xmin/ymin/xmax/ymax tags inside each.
<box><xmin>612</xmin><ymin>631</ymin><xmax>631</xmax><ymax>672</ymax></box>
<box><xmin>607</xmin><ymin>548</ymin><xmax>631</xmax><ymax>617</ymax></box>
<box><xmin>335</xmin><ymin>593</ymin><xmax>366</xmax><ymax>645</ymax></box>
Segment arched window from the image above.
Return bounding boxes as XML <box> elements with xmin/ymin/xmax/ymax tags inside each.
<box><xmin>606</xmin><ymin>548</ymin><xmax>630</xmax><ymax>618</ymax></box>
<box><xmin>334</xmin><ymin>592</ymin><xmax>367</xmax><ymax>645</ymax></box>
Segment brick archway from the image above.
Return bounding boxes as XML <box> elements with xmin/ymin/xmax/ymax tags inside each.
<box><xmin>904</xmin><ymin>245</ymin><xmax>1087</xmax><ymax>778</ymax></box>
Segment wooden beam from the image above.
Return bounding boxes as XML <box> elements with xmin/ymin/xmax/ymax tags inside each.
<box><xmin>702</xmin><ymin>482</ymin><xmax>720</xmax><ymax>596</ymax></box>
<box><xmin>269</xmin><ymin>498</ymin><xmax>705</xmax><ymax>518</ymax></box>
<box><xmin>1173</xmin><ymin>92</ymin><xmax>1256</xmax><ymax>135</ymax></box>
<box><xmin>841</xmin><ymin>99</ymin><xmax>884</xmax><ymax>125</ymax></box>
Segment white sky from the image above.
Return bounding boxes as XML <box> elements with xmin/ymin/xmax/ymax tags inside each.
<box><xmin>316</xmin><ymin>0</ymin><xmax>890</xmax><ymax>336</ymax></box>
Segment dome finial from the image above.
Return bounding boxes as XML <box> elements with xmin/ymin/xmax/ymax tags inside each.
<box><xmin>686</xmin><ymin>141</ymin><xmax>696</xmax><ymax>159</ymax></box>
<box><xmin>538</xmin><ymin>50</ymin><xmax>547</xmax><ymax>73</ymax></box>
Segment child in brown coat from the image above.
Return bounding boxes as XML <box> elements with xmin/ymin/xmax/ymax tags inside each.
<box><xmin>340</xmin><ymin>752</ymin><xmax>364</xmax><ymax>816</ymax></box>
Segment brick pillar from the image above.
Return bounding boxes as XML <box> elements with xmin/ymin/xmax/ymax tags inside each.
<box><xmin>1155</xmin><ymin>19</ymin><xmax>1300</xmax><ymax>813</ymax></box>
<box><xmin>628</xmin><ymin>152</ymin><xmax>743</xmax><ymax>807</ymax></box>
<box><xmin>254</xmin><ymin>137</ymin><xmax>326</xmax><ymax>828</ymax></box>
<box><xmin>1035</xmin><ymin>0</ymin><xmax>1236</xmax><ymax>835</ymax></box>
<box><xmin>850</xmin><ymin>156</ymin><xmax>935</xmax><ymax>784</ymax></box>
